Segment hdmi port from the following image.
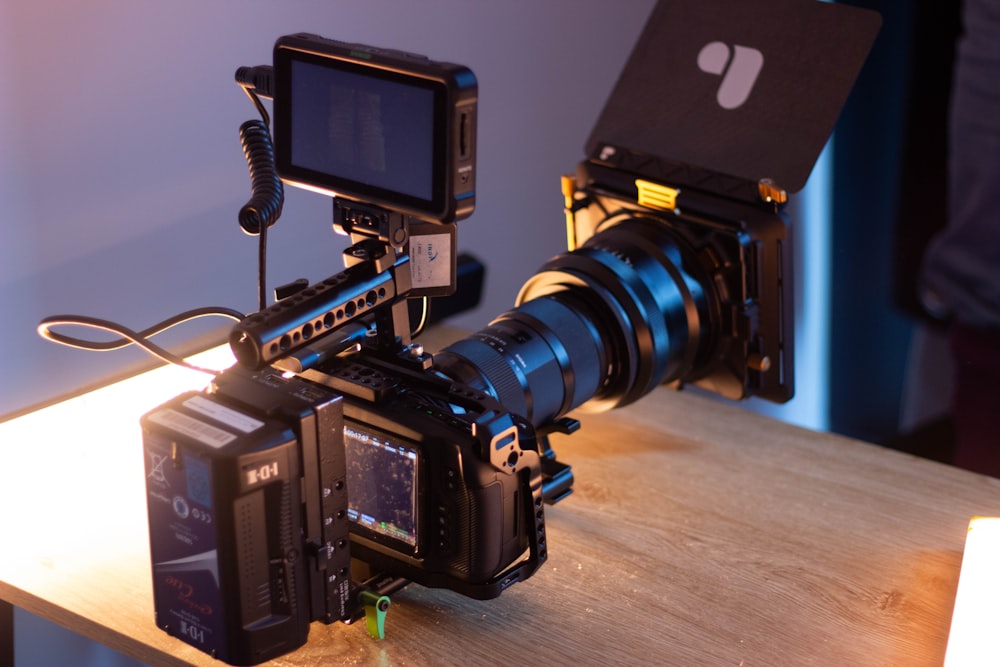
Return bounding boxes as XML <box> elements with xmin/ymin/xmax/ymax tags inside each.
<box><xmin>459</xmin><ymin>111</ymin><xmax>472</xmax><ymax>159</ymax></box>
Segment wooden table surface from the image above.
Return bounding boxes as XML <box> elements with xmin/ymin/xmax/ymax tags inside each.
<box><xmin>2</xmin><ymin>337</ymin><xmax>998</xmax><ymax>666</ymax></box>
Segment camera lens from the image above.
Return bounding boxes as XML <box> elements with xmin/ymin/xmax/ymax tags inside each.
<box><xmin>434</xmin><ymin>217</ymin><xmax>713</xmax><ymax>428</ymax></box>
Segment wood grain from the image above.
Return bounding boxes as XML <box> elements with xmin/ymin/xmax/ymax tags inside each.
<box><xmin>2</xmin><ymin>335</ymin><xmax>998</xmax><ymax>666</ymax></box>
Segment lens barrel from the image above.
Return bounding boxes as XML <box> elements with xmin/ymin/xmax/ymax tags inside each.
<box><xmin>435</xmin><ymin>217</ymin><xmax>713</xmax><ymax>428</ymax></box>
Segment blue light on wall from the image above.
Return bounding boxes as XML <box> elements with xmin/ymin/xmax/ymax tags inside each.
<box><xmin>744</xmin><ymin>140</ymin><xmax>833</xmax><ymax>432</ymax></box>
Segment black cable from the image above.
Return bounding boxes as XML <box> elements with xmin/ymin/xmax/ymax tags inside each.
<box><xmin>237</xmin><ymin>86</ymin><xmax>283</xmax><ymax>311</ymax></box>
<box><xmin>235</xmin><ymin>66</ymin><xmax>275</xmax><ymax>104</ymax></box>
<box><xmin>240</xmin><ymin>83</ymin><xmax>271</xmax><ymax>126</ymax></box>
<box><xmin>36</xmin><ymin>68</ymin><xmax>283</xmax><ymax>374</ymax></box>
<box><xmin>257</xmin><ymin>217</ymin><xmax>269</xmax><ymax>311</ymax></box>
<box><xmin>37</xmin><ymin>308</ymin><xmax>245</xmax><ymax>375</ymax></box>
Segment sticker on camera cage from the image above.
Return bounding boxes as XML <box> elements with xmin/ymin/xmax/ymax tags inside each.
<box><xmin>410</xmin><ymin>233</ymin><xmax>452</xmax><ymax>289</ymax></box>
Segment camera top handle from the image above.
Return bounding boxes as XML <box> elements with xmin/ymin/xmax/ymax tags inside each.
<box><xmin>228</xmin><ymin>200</ymin><xmax>421</xmax><ymax>371</ymax></box>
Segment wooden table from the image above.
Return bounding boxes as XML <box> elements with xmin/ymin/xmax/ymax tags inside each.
<box><xmin>2</xmin><ymin>339</ymin><xmax>998</xmax><ymax>666</ymax></box>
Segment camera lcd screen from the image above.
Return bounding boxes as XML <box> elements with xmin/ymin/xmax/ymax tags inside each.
<box><xmin>344</xmin><ymin>424</ymin><xmax>419</xmax><ymax>549</ymax></box>
<box><xmin>278</xmin><ymin>54</ymin><xmax>443</xmax><ymax>209</ymax></box>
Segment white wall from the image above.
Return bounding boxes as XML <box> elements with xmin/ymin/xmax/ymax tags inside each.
<box><xmin>0</xmin><ymin>0</ymin><xmax>656</xmax><ymax>418</ymax></box>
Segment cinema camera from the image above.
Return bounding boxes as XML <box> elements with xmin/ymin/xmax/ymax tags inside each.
<box><xmin>140</xmin><ymin>3</ymin><xmax>884</xmax><ymax>658</ymax></box>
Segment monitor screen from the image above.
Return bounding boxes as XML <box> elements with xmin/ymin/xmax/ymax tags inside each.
<box><xmin>288</xmin><ymin>59</ymin><xmax>436</xmax><ymax>201</ymax></box>
<box><xmin>344</xmin><ymin>423</ymin><xmax>419</xmax><ymax>550</ymax></box>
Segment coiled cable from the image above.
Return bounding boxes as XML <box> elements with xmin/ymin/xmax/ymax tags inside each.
<box><xmin>237</xmin><ymin>77</ymin><xmax>283</xmax><ymax>311</ymax></box>
<box><xmin>238</xmin><ymin>118</ymin><xmax>283</xmax><ymax>237</ymax></box>
<box><xmin>34</xmin><ymin>68</ymin><xmax>280</xmax><ymax>373</ymax></box>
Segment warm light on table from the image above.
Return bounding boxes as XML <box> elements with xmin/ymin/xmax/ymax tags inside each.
<box><xmin>945</xmin><ymin>517</ymin><xmax>1000</xmax><ymax>667</ymax></box>
<box><xmin>2</xmin><ymin>334</ymin><xmax>999</xmax><ymax>666</ymax></box>
<box><xmin>0</xmin><ymin>346</ymin><xmax>234</xmax><ymax>581</ymax></box>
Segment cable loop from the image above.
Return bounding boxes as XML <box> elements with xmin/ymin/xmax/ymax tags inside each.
<box><xmin>238</xmin><ymin>118</ymin><xmax>284</xmax><ymax>236</ymax></box>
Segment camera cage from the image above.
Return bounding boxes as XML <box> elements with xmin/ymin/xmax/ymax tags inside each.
<box><xmin>137</xmin><ymin>1</ymin><xmax>883</xmax><ymax>660</ymax></box>
<box><xmin>223</xmin><ymin>0</ymin><xmax>883</xmax><ymax>614</ymax></box>
<box><xmin>200</xmin><ymin>29</ymin><xmax>566</xmax><ymax>654</ymax></box>
<box><xmin>231</xmin><ymin>30</ymin><xmax>479</xmax><ymax>371</ymax></box>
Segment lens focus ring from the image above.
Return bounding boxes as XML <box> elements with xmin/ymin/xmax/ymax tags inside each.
<box><xmin>437</xmin><ymin>334</ymin><xmax>530</xmax><ymax>420</ymax></box>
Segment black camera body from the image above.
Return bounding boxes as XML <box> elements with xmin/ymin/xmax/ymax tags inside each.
<box><xmin>143</xmin><ymin>31</ymin><xmax>551</xmax><ymax>665</ymax></box>
<box><xmin>139</xmin><ymin>1</ymin><xmax>881</xmax><ymax>662</ymax></box>
<box><xmin>297</xmin><ymin>351</ymin><xmax>547</xmax><ymax>599</ymax></box>
<box><xmin>142</xmin><ymin>353</ymin><xmax>545</xmax><ymax>664</ymax></box>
